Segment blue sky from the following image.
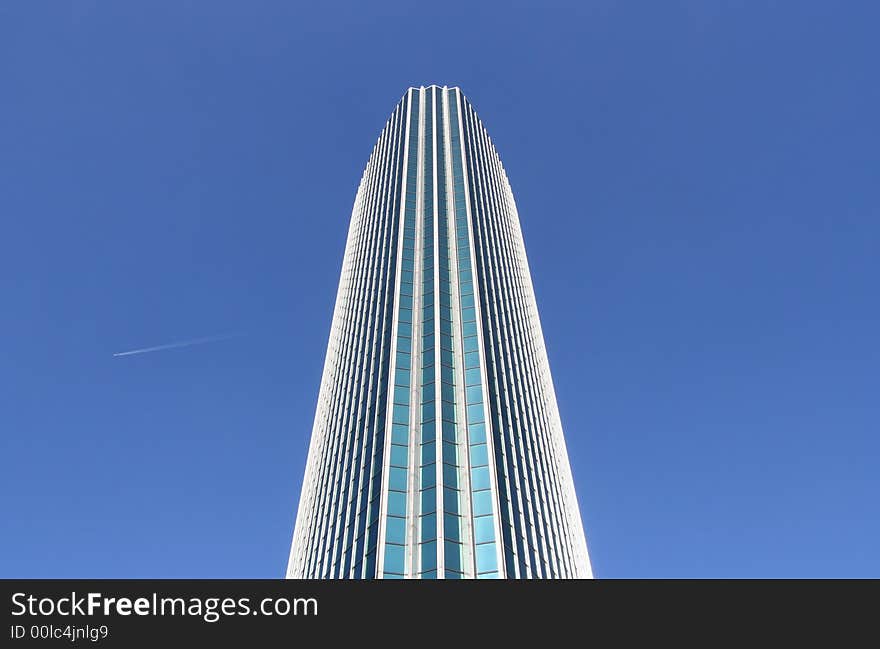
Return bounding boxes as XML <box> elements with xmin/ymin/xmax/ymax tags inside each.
<box><xmin>1</xmin><ymin>1</ymin><xmax>877</xmax><ymax>578</ymax></box>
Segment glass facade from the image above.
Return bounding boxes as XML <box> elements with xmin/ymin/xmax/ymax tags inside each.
<box><xmin>288</xmin><ymin>87</ymin><xmax>592</xmax><ymax>579</ymax></box>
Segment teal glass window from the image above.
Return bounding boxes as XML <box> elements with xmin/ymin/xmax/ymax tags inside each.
<box><xmin>392</xmin><ymin>404</ymin><xmax>409</xmax><ymax>425</ymax></box>
<box><xmin>391</xmin><ymin>424</ymin><xmax>409</xmax><ymax>444</ymax></box>
<box><xmin>443</xmin><ymin>487</ymin><xmax>460</xmax><ymax>514</ymax></box>
<box><xmin>421</xmin><ymin>441</ymin><xmax>435</xmax><ymax>464</ymax></box>
<box><xmin>442</xmin><ymin>441</ymin><xmax>457</xmax><ymax>465</ymax></box>
<box><xmin>442</xmin><ymin>462</ymin><xmax>458</xmax><ymax>488</ymax></box>
<box><xmin>468</xmin><ymin>422</ymin><xmax>486</xmax><ymax>443</ymax></box>
<box><xmin>476</xmin><ymin>543</ymin><xmax>497</xmax><ymax>573</ymax></box>
<box><xmin>444</xmin><ymin>513</ymin><xmax>461</xmax><ymax>542</ymax></box>
<box><xmin>472</xmin><ymin>489</ymin><xmax>492</xmax><ymax>516</ymax></box>
<box><xmin>474</xmin><ymin>515</ymin><xmax>495</xmax><ymax>543</ymax></box>
<box><xmin>386</xmin><ymin>516</ymin><xmax>406</xmax><ymax>544</ymax></box>
<box><xmin>471</xmin><ymin>466</ymin><xmax>490</xmax><ymax>490</ymax></box>
<box><xmin>389</xmin><ymin>467</ymin><xmax>408</xmax><ymax>491</ymax></box>
<box><xmin>421</xmin><ymin>488</ymin><xmax>436</xmax><ymax>514</ymax></box>
<box><xmin>421</xmin><ymin>463</ymin><xmax>436</xmax><ymax>489</ymax></box>
<box><xmin>466</xmin><ymin>403</ymin><xmax>484</xmax><ymax>423</ymax></box>
<box><xmin>384</xmin><ymin>544</ymin><xmax>405</xmax><ymax>575</ymax></box>
<box><xmin>421</xmin><ymin>513</ymin><xmax>437</xmax><ymax>540</ymax></box>
<box><xmin>421</xmin><ymin>541</ymin><xmax>437</xmax><ymax>572</ymax></box>
<box><xmin>387</xmin><ymin>491</ymin><xmax>407</xmax><ymax>517</ymax></box>
<box><xmin>444</xmin><ymin>541</ymin><xmax>462</xmax><ymax>572</ymax></box>
<box><xmin>470</xmin><ymin>443</ymin><xmax>488</xmax><ymax>467</ymax></box>
<box><xmin>390</xmin><ymin>444</ymin><xmax>408</xmax><ymax>467</ymax></box>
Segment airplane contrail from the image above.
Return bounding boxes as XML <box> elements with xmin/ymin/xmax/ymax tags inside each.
<box><xmin>113</xmin><ymin>333</ymin><xmax>242</xmax><ymax>357</ymax></box>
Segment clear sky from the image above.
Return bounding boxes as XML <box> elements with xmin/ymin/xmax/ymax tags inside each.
<box><xmin>1</xmin><ymin>1</ymin><xmax>877</xmax><ymax>578</ymax></box>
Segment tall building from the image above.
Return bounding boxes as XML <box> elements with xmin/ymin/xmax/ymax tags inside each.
<box><xmin>287</xmin><ymin>86</ymin><xmax>592</xmax><ymax>579</ymax></box>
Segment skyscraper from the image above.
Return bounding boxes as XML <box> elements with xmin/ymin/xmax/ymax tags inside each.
<box><xmin>287</xmin><ymin>86</ymin><xmax>592</xmax><ymax>579</ymax></box>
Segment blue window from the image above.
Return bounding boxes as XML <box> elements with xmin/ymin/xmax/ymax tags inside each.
<box><xmin>445</xmin><ymin>541</ymin><xmax>462</xmax><ymax>572</ymax></box>
<box><xmin>389</xmin><ymin>467</ymin><xmax>407</xmax><ymax>491</ymax></box>
<box><xmin>474</xmin><ymin>515</ymin><xmax>495</xmax><ymax>544</ymax></box>
<box><xmin>421</xmin><ymin>487</ymin><xmax>436</xmax><ymax>514</ymax></box>
<box><xmin>471</xmin><ymin>466</ymin><xmax>490</xmax><ymax>490</ymax></box>
<box><xmin>421</xmin><ymin>463</ymin><xmax>436</xmax><ymax>489</ymax></box>
<box><xmin>443</xmin><ymin>487</ymin><xmax>460</xmax><ymax>514</ymax></box>
<box><xmin>390</xmin><ymin>444</ymin><xmax>408</xmax><ymax>467</ymax></box>
<box><xmin>392</xmin><ymin>404</ymin><xmax>409</xmax><ymax>425</ymax></box>
<box><xmin>470</xmin><ymin>443</ymin><xmax>489</xmax><ymax>467</ymax></box>
<box><xmin>443</xmin><ymin>463</ymin><xmax>459</xmax><ymax>489</ymax></box>
<box><xmin>444</xmin><ymin>513</ymin><xmax>461</xmax><ymax>541</ymax></box>
<box><xmin>387</xmin><ymin>491</ymin><xmax>407</xmax><ymax>517</ymax></box>
<box><xmin>421</xmin><ymin>441</ymin><xmax>435</xmax><ymax>465</ymax></box>
<box><xmin>421</xmin><ymin>541</ymin><xmax>437</xmax><ymax>572</ymax></box>
<box><xmin>442</xmin><ymin>441</ymin><xmax>457</xmax><ymax>465</ymax></box>
<box><xmin>421</xmin><ymin>513</ymin><xmax>437</xmax><ymax>540</ymax></box>
<box><xmin>466</xmin><ymin>403</ymin><xmax>484</xmax><ymax>423</ymax></box>
<box><xmin>468</xmin><ymin>422</ymin><xmax>486</xmax><ymax>443</ymax></box>
<box><xmin>386</xmin><ymin>516</ymin><xmax>406</xmax><ymax>544</ymax></box>
<box><xmin>391</xmin><ymin>424</ymin><xmax>409</xmax><ymax>444</ymax></box>
<box><xmin>384</xmin><ymin>544</ymin><xmax>405</xmax><ymax>574</ymax></box>
<box><xmin>476</xmin><ymin>543</ymin><xmax>497</xmax><ymax>573</ymax></box>
<box><xmin>472</xmin><ymin>489</ymin><xmax>493</xmax><ymax>516</ymax></box>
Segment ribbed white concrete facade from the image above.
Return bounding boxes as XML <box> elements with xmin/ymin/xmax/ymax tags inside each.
<box><xmin>287</xmin><ymin>86</ymin><xmax>592</xmax><ymax>579</ymax></box>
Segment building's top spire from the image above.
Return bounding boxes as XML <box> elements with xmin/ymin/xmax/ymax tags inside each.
<box><xmin>406</xmin><ymin>84</ymin><xmax>462</xmax><ymax>92</ymax></box>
